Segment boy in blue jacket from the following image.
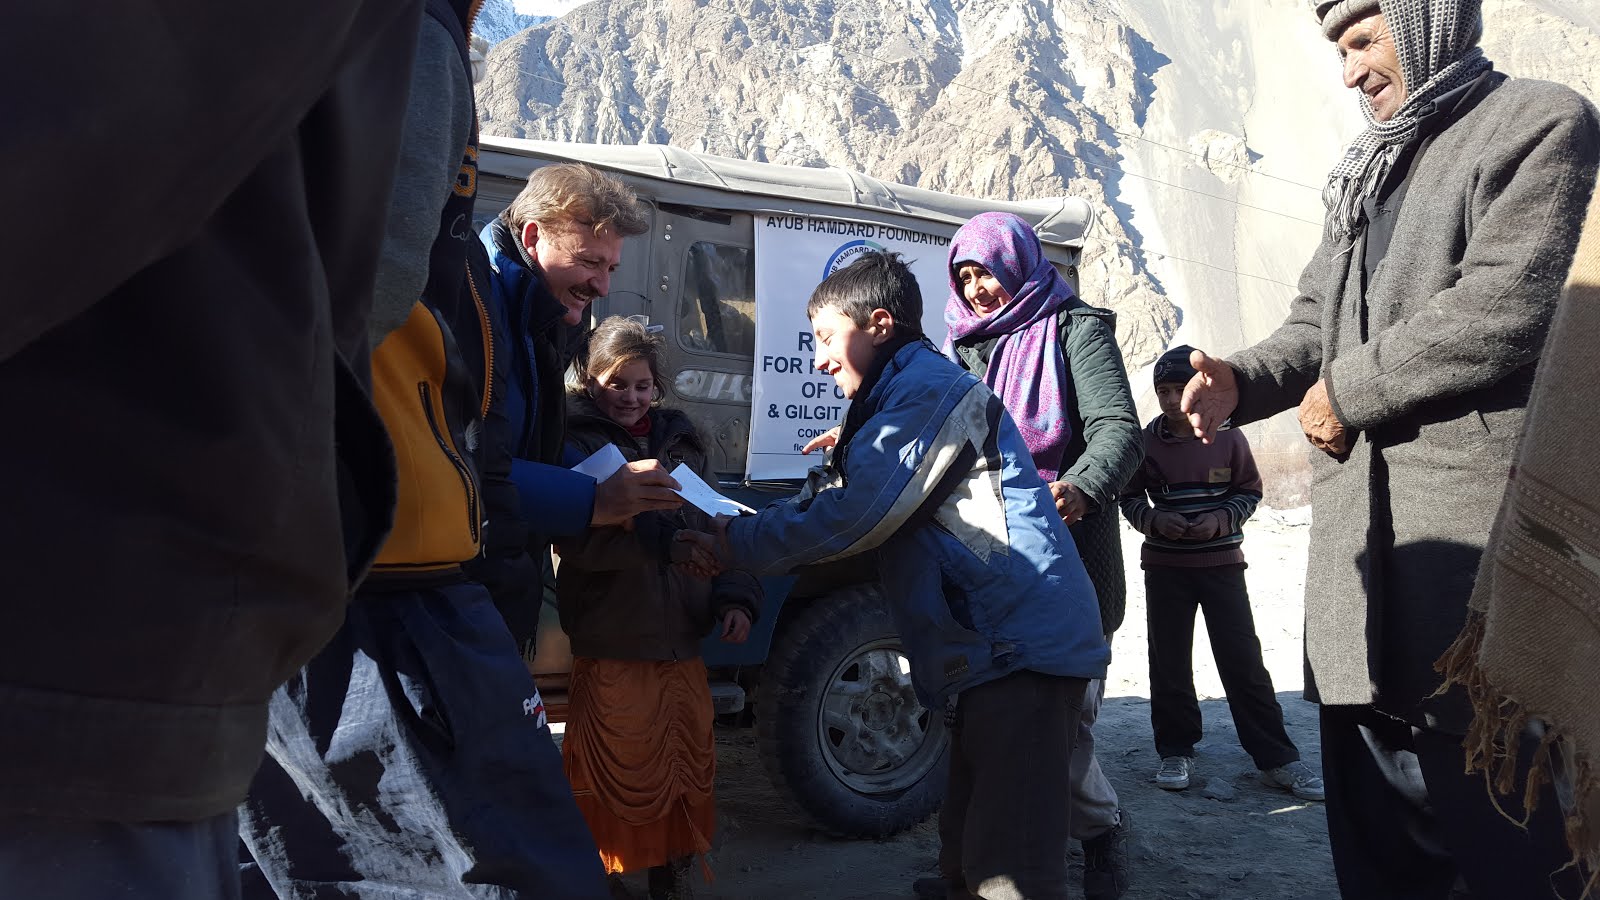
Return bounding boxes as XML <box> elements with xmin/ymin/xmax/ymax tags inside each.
<box><xmin>709</xmin><ymin>252</ymin><xmax>1109</xmax><ymax>900</ymax></box>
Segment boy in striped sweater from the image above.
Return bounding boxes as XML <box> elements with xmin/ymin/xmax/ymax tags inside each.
<box><xmin>1120</xmin><ymin>345</ymin><xmax>1324</xmax><ymax>801</ymax></box>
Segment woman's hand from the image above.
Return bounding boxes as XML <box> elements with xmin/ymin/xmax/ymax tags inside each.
<box><xmin>720</xmin><ymin>609</ymin><xmax>752</xmax><ymax>643</ymax></box>
<box><xmin>1049</xmin><ymin>480</ymin><xmax>1090</xmax><ymax>525</ymax></box>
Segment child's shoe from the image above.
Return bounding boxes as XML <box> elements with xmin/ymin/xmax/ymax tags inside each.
<box><xmin>1154</xmin><ymin>756</ymin><xmax>1193</xmax><ymax>790</ymax></box>
<box><xmin>1259</xmin><ymin>760</ymin><xmax>1325</xmax><ymax>801</ymax></box>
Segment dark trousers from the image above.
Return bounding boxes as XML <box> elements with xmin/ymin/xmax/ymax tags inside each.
<box><xmin>1145</xmin><ymin>564</ymin><xmax>1299</xmax><ymax>770</ymax></box>
<box><xmin>0</xmin><ymin>812</ymin><xmax>240</xmax><ymax>900</ymax></box>
<box><xmin>937</xmin><ymin>670</ymin><xmax>1089</xmax><ymax>900</ymax></box>
<box><xmin>1321</xmin><ymin>704</ymin><xmax>1586</xmax><ymax>899</ymax></box>
<box><xmin>238</xmin><ymin>582</ymin><xmax>609</xmax><ymax>900</ymax></box>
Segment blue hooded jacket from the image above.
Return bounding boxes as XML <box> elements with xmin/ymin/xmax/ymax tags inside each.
<box><xmin>725</xmin><ymin>339</ymin><xmax>1109</xmax><ymax>707</ymax></box>
<box><xmin>479</xmin><ymin>217</ymin><xmax>596</xmax><ymax>543</ymax></box>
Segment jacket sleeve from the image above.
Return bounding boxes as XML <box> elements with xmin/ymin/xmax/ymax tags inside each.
<box><xmin>1060</xmin><ymin>311</ymin><xmax>1143</xmax><ymax>510</ymax></box>
<box><xmin>1324</xmin><ymin>97</ymin><xmax>1600</xmax><ymax>431</ymax></box>
<box><xmin>725</xmin><ymin>377</ymin><xmax>984</xmax><ymax>576</ymax></box>
<box><xmin>368</xmin><ymin>18</ymin><xmax>473</xmax><ymax>348</ymax></box>
<box><xmin>1218</xmin><ymin>430</ymin><xmax>1263</xmax><ymax>533</ymax></box>
<box><xmin>710</xmin><ymin>569</ymin><xmax>764</xmax><ymax>625</ymax></box>
<box><xmin>512</xmin><ymin>460</ymin><xmax>597</xmax><ymax>541</ymax></box>
<box><xmin>1117</xmin><ymin>453</ymin><xmax>1157</xmax><ymax>536</ymax></box>
<box><xmin>557</xmin><ymin>510</ymin><xmax>672</xmax><ymax>571</ymax></box>
<box><xmin>1</xmin><ymin>1</ymin><xmax>423</xmax><ymax>364</ymax></box>
<box><xmin>1226</xmin><ymin>238</ymin><xmax>1341</xmax><ymax>427</ymax></box>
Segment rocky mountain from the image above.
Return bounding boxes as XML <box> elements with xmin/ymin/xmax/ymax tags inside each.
<box><xmin>476</xmin><ymin>0</ymin><xmax>1599</xmax><ymax>501</ymax></box>
<box><xmin>474</xmin><ymin>0</ymin><xmax>546</xmax><ymax>46</ymax></box>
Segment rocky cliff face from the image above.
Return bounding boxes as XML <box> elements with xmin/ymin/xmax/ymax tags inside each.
<box><xmin>477</xmin><ymin>0</ymin><xmax>1185</xmax><ymax>365</ymax></box>
<box><xmin>476</xmin><ymin>0</ymin><xmax>1598</xmax><ymax>502</ymax></box>
<box><xmin>474</xmin><ymin>0</ymin><xmax>545</xmax><ymax>46</ymax></box>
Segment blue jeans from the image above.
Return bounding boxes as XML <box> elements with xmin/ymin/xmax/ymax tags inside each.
<box><xmin>238</xmin><ymin>581</ymin><xmax>608</xmax><ymax>899</ymax></box>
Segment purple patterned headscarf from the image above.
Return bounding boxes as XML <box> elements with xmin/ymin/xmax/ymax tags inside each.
<box><xmin>943</xmin><ymin>212</ymin><xmax>1074</xmax><ymax>481</ymax></box>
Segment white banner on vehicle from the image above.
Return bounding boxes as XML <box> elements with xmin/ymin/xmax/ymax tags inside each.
<box><xmin>747</xmin><ymin>213</ymin><xmax>953</xmax><ymax>480</ymax></box>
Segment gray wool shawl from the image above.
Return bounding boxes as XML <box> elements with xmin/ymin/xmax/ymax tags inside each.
<box><xmin>1226</xmin><ymin>74</ymin><xmax>1599</xmax><ymax>728</ymax></box>
<box><xmin>1438</xmin><ymin>179</ymin><xmax>1600</xmax><ymax>862</ymax></box>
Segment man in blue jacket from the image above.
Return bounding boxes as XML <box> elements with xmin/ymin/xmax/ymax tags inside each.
<box><xmin>474</xmin><ymin>163</ymin><xmax>684</xmax><ymax>655</ymax></box>
<box><xmin>708</xmin><ymin>251</ymin><xmax>1109</xmax><ymax>900</ymax></box>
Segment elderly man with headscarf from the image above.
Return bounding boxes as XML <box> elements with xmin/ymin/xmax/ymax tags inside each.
<box><xmin>1181</xmin><ymin>1</ymin><xmax>1598</xmax><ymax>896</ymax></box>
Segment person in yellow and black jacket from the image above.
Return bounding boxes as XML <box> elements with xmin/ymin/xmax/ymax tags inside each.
<box><xmin>236</xmin><ymin>2</ymin><xmax>610</xmax><ymax>897</ymax></box>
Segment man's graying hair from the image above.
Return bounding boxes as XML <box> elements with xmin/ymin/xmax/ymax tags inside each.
<box><xmin>501</xmin><ymin>163</ymin><xmax>650</xmax><ymax>239</ymax></box>
<box><xmin>806</xmin><ymin>251</ymin><xmax>925</xmax><ymax>337</ymax></box>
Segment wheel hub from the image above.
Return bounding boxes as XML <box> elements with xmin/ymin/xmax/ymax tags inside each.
<box><xmin>815</xmin><ymin>639</ymin><xmax>947</xmax><ymax>796</ymax></box>
<box><xmin>860</xmin><ymin>689</ymin><xmax>897</xmax><ymax>731</ymax></box>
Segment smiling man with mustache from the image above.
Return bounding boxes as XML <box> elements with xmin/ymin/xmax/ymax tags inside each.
<box><xmin>476</xmin><ymin>164</ymin><xmax>686</xmax><ymax>665</ymax></box>
<box><xmin>1180</xmin><ymin>0</ymin><xmax>1598</xmax><ymax>896</ymax></box>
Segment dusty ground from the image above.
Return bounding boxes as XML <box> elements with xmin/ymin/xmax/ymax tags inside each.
<box><xmin>608</xmin><ymin>509</ymin><xmax>1336</xmax><ymax>899</ymax></box>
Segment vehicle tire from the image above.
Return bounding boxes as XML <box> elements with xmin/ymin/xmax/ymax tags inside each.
<box><xmin>756</xmin><ymin>584</ymin><xmax>948</xmax><ymax>838</ymax></box>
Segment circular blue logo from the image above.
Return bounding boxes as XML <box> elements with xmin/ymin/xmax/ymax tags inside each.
<box><xmin>823</xmin><ymin>239</ymin><xmax>887</xmax><ymax>278</ymax></box>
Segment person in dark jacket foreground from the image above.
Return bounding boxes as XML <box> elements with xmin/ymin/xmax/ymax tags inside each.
<box><xmin>1182</xmin><ymin>1</ymin><xmax>1598</xmax><ymax>896</ymax></box>
<box><xmin>559</xmin><ymin>317</ymin><xmax>762</xmax><ymax>900</ymax></box>
<box><xmin>0</xmin><ymin>4</ymin><xmax>422</xmax><ymax>898</ymax></box>
<box><xmin>236</xmin><ymin>5</ymin><xmax>608</xmax><ymax>896</ymax></box>
<box><xmin>474</xmin><ymin>164</ymin><xmax>684</xmax><ymax>661</ymax></box>
<box><xmin>698</xmin><ymin>251</ymin><xmax>1109</xmax><ymax>900</ymax></box>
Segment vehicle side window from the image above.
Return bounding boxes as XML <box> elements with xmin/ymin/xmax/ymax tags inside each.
<box><xmin>679</xmin><ymin>242</ymin><xmax>755</xmax><ymax>357</ymax></box>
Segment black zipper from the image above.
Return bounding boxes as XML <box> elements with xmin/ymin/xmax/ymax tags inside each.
<box><xmin>419</xmin><ymin>381</ymin><xmax>481</xmax><ymax>543</ymax></box>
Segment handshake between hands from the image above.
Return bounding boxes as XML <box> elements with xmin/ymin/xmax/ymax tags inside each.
<box><xmin>669</xmin><ymin>520</ymin><xmax>749</xmax><ymax>643</ymax></box>
<box><xmin>670</xmin><ymin>519</ymin><xmax>734</xmax><ymax>578</ymax></box>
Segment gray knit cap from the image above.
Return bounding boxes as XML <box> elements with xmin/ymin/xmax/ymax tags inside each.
<box><xmin>1313</xmin><ymin>0</ymin><xmax>1383</xmax><ymax>41</ymax></box>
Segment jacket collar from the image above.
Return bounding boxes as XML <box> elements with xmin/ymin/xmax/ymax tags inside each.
<box><xmin>834</xmin><ymin>335</ymin><xmax>928</xmax><ymax>477</ymax></box>
<box><xmin>1414</xmin><ymin>70</ymin><xmax>1495</xmax><ymax>138</ymax></box>
<box><xmin>484</xmin><ymin>217</ymin><xmax>567</xmax><ymax>336</ymax></box>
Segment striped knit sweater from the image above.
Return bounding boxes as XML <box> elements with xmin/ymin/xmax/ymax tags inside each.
<box><xmin>1118</xmin><ymin>417</ymin><xmax>1262</xmax><ymax>568</ymax></box>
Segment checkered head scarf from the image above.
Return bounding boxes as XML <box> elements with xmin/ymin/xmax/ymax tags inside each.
<box><xmin>1320</xmin><ymin>0</ymin><xmax>1492</xmax><ymax>239</ymax></box>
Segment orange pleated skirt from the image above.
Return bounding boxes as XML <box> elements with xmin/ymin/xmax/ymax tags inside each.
<box><xmin>562</xmin><ymin>656</ymin><xmax>717</xmax><ymax>875</ymax></box>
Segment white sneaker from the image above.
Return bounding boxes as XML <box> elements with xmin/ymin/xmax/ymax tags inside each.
<box><xmin>1154</xmin><ymin>755</ymin><xmax>1193</xmax><ymax>790</ymax></box>
<box><xmin>1260</xmin><ymin>760</ymin><xmax>1325</xmax><ymax>801</ymax></box>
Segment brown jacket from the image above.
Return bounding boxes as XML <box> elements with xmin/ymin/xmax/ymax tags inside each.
<box><xmin>557</xmin><ymin>395</ymin><xmax>761</xmax><ymax>660</ymax></box>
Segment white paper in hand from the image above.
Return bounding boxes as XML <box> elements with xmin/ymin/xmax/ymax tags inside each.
<box><xmin>571</xmin><ymin>444</ymin><xmax>626</xmax><ymax>482</ymax></box>
<box><xmin>670</xmin><ymin>464</ymin><xmax>756</xmax><ymax>517</ymax></box>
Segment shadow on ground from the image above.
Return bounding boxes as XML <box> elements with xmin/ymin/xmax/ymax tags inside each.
<box><xmin>621</xmin><ymin>692</ymin><xmax>1339</xmax><ymax>899</ymax></box>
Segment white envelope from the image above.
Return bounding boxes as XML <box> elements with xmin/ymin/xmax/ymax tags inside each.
<box><xmin>571</xmin><ymin>443</ymin><xmax>626</xmax><ymax>481</ymax></box>
<box><xmin>670</xmin><ymin>464</ymin><xmax>756</xmax><ymax>517</ymax></box>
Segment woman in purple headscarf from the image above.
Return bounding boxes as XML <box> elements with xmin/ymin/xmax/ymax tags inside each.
<box><xmin>934</xmin><ymin>211</ymin><xmax>1142</xmax><ymax>900</ymax></box>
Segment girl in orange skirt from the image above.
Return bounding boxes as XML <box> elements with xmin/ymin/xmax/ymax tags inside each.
<box><xmin>557</xmin><ymin>317</ymin><xmax>760</xmax><ymax>900</ymax></box>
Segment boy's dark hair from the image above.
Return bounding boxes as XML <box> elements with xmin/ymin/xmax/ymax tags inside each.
<box><xmin>805</xmin><ymin>250</ymin><xmax>924</xmax><ymax>337</ymax></box>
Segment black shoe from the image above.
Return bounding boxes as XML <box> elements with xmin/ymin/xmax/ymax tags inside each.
<box><xmin>911</xmin><ymin>875</ymin><xmax>949</xmax><ymax>899</ymax></box>
<box><xmin>1082</xmin><ymin>809</ymin><xmax>1132</xmax><ymax>900</ymax></box>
